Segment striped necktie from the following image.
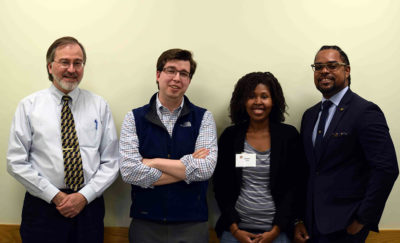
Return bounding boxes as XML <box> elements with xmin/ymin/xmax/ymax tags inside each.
<box><xmin>61</xmin><ymin>95</ymin><xmax>84</xmax><ymax>191</ymax></box>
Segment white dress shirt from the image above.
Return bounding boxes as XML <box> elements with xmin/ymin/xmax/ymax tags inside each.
<box><xmin>7</xmin><ymin>85</ymin><xmax>119</xmax><ymax>204</ymax></box>
<box><xmin>119</xmin><ymin>94</ymin><xmax>218</xmax><ymax>188</ymax></box>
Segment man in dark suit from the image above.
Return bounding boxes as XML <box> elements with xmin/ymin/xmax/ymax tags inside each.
<box><xmin>294</xmin><ymin>45</ymin><xmax>398</xmax><ymax>243</ymax></box>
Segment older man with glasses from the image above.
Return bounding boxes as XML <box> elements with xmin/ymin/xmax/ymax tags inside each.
<box><xmin>7</xmin><ymin>36</ymin><xmax>119</xmax><ymax>243</ymax></box>
<box><xmin>294</xmin><ymin>45</ymin><xmax>398</xmax><ymax>243</ymax></box>
<box><xmin>119</xmin><ymin>48</ymin><xmax>218</xmax><ymax>243</ymax></box>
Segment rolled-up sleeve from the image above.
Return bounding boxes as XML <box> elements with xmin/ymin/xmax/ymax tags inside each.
<box><xmin>119</xmin><ymin>112</ymin><xmax>162</xmax><ymax>188</ymax></box>
<box><xmin>180</xmin><ymin>111</ymin><xmax>218</xmax><ymax>183</ymax></box>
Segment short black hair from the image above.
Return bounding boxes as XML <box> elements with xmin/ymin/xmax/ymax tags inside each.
<box><xmin>229</xmin><ymin>72</ymin><xmax>287</xmax><ymax>125</ymax></box>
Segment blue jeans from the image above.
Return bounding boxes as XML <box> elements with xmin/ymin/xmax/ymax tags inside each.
<box><xmin>220</xmin><ymin>230</ymin><xmax>291</xmax><ymax>243</ymax></box>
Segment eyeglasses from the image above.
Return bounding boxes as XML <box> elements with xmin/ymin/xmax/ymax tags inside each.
<box><xmin>311</xmin><ymin>62</ymin><xmax>347</xmax><ymax>72</ymax></box>
<box><xmin>162</xmin><ymin>67</ymin><xmax>191</xmax><ymax>80</ymax></box>
<box><xmin>54</xmin><ymin>59</ymin><xmax>85</xmax><ymax>70</ymax></box>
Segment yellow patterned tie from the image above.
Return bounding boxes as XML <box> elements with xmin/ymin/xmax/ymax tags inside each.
<box><xmin>61</xmin><ymin>95</ymin><xmax>84</xmax><ymax>191</ymax></box>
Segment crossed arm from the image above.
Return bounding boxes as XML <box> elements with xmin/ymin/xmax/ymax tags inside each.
<box><xmin>51</xmin><ymin>145</ymin><xmax>209</xmax><ymax>218</ymax></box>
<box><xmin>119</xmin><ymin>111</ymin><xmax>218</xmax><ymax>188</ymax></box>
<box><xmin>143</xmin><ymin>148</ymin><xmax>210</xmax><ymax>186</ymax></box>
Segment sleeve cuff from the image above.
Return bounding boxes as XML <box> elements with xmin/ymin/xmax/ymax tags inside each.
<box><xmin>79</xmin><ymin>185</ymin><xmax>97</xmax><ymax>204</ymax></box>
<box><xmin>145</xmin><ymin>168</ymin><xmax>162</xmax><ymax>188</ymax></box>
<box><xmin>42</xmin><ymin>185</ymin><xmax>61</xmax><ymax>204</ymax></box>
<box><xmin>180</xmin><ymin>154</ymin><xmax>195</xmax><ymax>183</ymax></box>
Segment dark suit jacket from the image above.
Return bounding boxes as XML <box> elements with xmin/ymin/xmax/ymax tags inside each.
<box><xmin>213</xmin><ymin>121</ymin><xmax>307</xmax><ymax>237</ymax></box>
<box><xmin>300</xmin><ymin>89</ymin><xmax>398</xmax><ymax>234</ymax></box>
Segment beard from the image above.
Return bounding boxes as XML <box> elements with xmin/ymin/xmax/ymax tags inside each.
<box><xmin>58</xmin><ymin>79</ymin><xmax>79</xmax><ymax>92</ymax></box>
<box><xmin>317</xmin><ymin>83</ymin><xmax>337</xmax><ymax>95</ymax></box>
<box><xmin>53</xmin><ymin>73</ymin><xmax>80</xmax><ymax>92</ymax></box>
<box><xmin>316</xmin><ymin>75</ymin><xmax>339</xmax><ymax>97</ymax></box>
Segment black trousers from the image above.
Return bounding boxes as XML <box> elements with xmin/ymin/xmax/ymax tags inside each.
<box><xmin>311</xmin><ymin>217</ymin><xmax>369</xmax><ymax>243</ymax></box>
<box><xmin>20</xmin><ymin>192</ymin><xmax>105</xmax><ymax>243</ymax></box>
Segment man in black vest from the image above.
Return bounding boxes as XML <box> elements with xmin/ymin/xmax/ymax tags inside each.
<box><xmin>119</xmin><ymin>48</ymin><xmax>218</xmax><ymax>243</ymax></box>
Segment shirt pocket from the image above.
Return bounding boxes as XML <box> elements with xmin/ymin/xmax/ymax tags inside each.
<box><xmin>76</xmin><ymin>118</ymin><xmax>101</xmax><ymax>148</ymax></box>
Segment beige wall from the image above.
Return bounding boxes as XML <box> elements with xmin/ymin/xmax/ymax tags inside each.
<box><xmin>1</xmin><ymin>0</ymin><xmax>399</xmax><ymax>228</ymax></box>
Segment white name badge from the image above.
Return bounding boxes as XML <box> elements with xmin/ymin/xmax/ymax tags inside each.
<box><xmin>235</xmin><ymin>153</ymin><xmax>256</xmax><ymax>167</ymax></box>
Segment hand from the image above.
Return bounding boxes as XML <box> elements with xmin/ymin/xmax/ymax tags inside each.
<box><xmin>252</xmin><ymin>231</ymin><xmax>279</xmax><ymax>243</ymax></box>
<box><xmin>192</xmin><ymin>148</ymin><xmax>209</xmax><ymax>159</ymax></box>
<box><xmin>56</xmin><ymin>193</ymin><xmax>88</xmax><ymax>218</ymax></box>
<box><xmin>252</xmin><ymin>225</ymin><xmax>279</xmax><ymax>243</ymax></box>
<box><xmin>294</xmin><ymin>222</ymin><xmax>309</xmax><ymax>243</ymax></box>
<box><xmin>346</xmin><ymin>220</ymin><xmax>364</xmax><ymax>235</ymax></box>
<box><xmin>143</xmin><ymin>158</ymin><xmax>186</xmax><ymax>180</ymax></box>
<box><xmin>233</xmin><ymin>229</ymin><xmax>259</xmax><ymax>243</ymax></box>
<box><xmin>51</xmin><ymin>191</ymin><xmax>68</xmax><ymax>206</ymax></box>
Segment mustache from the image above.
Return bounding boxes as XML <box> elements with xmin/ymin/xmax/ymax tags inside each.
<box><xmin>318</xmin><ymin>74</ymin><xmax>335</xmax><ymax>82</ymax></box>
<box><xmin>63</xmin><ymin>72</ymin><xmax>78</xmax><ymax>78</ymax></box>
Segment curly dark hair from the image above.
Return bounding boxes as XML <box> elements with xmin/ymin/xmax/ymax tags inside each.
<box><xmin>229</xmin><ymin>72</ymin><xmax>287</xmax><ymax>125</ymax></box>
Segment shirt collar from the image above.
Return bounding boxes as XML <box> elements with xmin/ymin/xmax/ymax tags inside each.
<box><xmin>156</xmin><ymin>93</ymin><xmax>184</xmax><ymax>113</ymax></box>
<box><xmin>50</xmin><ymin>84</ymin><xmax>80</xmax><ymax>105</ymax></box>
<box><xmin>321</xmin><ymin>86</ymin><xmax>349</xmax><ymax>107</ymax></box>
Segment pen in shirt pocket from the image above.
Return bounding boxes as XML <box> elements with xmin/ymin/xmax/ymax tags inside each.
<box><xmin>94</xmin><ymin>119</ymin><xmax>98</xmax><ymax>130</ymax></box>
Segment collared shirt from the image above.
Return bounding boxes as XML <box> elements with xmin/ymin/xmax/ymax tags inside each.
<box><xmin>312</xmin><ymin>86</ymin><xmax>349</xmax><ymax>145</ymax></box>
<box><xmin>155</xmin><ymin>94</ymin><xmax>184</xmax><ymax>137</ymax></box>
<box><xmin>7</xmin><ymin>85</ymin><xmax>119</xmax><ymax>204</ymax></box>
<box><xmin>119</xmin><ymin>93</ymin><xmax>218</xmax><ymax>188</ymax></box>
